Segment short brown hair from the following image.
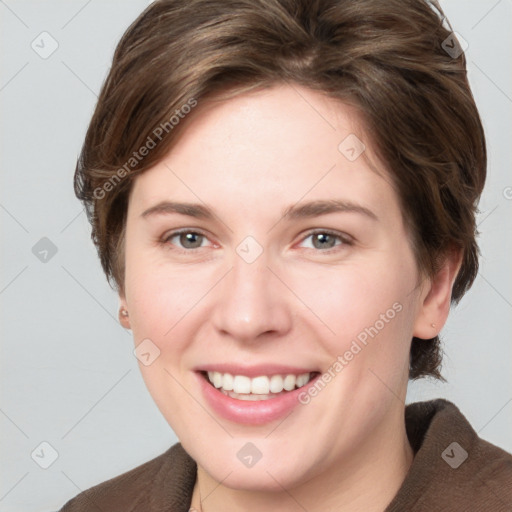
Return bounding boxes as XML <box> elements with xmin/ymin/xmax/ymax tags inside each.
<box><xmin>75</xmin><ymin>0</ymin><xmax>486</xmax><ymax>379</ymax></box>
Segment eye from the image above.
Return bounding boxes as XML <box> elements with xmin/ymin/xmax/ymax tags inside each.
<box><xmin>298</xmin><ymin>230</ymin><xmax>352</xmax><ymax>251</ymax></box>
<box><xmin>161</xmin><ymin>229</ymin><xmax>211</xmax><ymax>251</ymax></box>
<box><xmin>160</xmin><ymin>228</ymin><xmax>351</xmax><ymax>253</ymax></box>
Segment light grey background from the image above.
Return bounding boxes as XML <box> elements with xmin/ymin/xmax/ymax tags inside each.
<box><xmin>0</xmin><ymin>1</ymin><xmax>510</xmax><ymax>510</ymax></box>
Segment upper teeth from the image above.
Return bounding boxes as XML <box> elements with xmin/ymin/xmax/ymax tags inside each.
<box><xmin>207</xmin><ymin>372</ymin><xmax>312</xmax><ymax>394</ymax></box>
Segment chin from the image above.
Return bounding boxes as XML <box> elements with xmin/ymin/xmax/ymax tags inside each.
<box><xmin>188</xmin><ymin>437</ymin><xmax>318</xmax><ymax>493</ymax></box>
<box><xmin>207</xmin><ymin>463</ymin><xmax>310</xmax><ymax>493</ymax></box>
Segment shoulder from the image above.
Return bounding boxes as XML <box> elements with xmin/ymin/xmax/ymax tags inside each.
<box><xmin>386</xmin><ymin>399</ymin><xmax>512</xmax><ymax>511</ymax></box>
<box><xmin>59</xmin><ymin>442</ymin><xmax>197</xmax><ymax>512</ymax></box>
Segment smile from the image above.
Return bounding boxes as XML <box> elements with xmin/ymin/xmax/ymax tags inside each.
<box><xmin>195</xmin><ymin>363</ymin><xmax>322</xmax><ymax>424</ymax></box>
<box><xmin>206</xmin><ymin>371</ymin><xmax>315</xmax><ymax>401</ymax></box>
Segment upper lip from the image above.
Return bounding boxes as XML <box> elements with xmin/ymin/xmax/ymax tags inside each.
<box><xmin>195</xmin><ymin>363</ymin><xmax>319</xmax><ymax>378</ymax></box>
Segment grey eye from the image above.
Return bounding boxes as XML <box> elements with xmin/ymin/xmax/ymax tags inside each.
<box><xmin>178</xmin><ymin>232</ymin><xmax>205</xmax><ymax>249</ymax></box>
<box><xmin>310</xmin><ymin>233</ymin><xmax>338</xmax><ymax>250</ymax></box>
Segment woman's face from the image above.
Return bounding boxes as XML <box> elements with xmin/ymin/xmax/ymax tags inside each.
<box><xmin>121</xmin><ymin>85</ymin><xmax>427</xmax><ymax>491</ymax></box>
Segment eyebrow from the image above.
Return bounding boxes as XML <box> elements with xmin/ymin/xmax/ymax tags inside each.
<box><xmin>140</xmin><ymin>199</ymin><xmax>378</xmax><ymax>222</ymax></box>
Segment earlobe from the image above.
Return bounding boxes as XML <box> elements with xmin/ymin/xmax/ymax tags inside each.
<box><xmin>118</xmin><ymin>297</ymin><xmax>131</xmax><ymax>330</ymax></box>
<box><xmin>413</xmin><ymin>249</ymin><xmax>462</xmax><ymax>339</ymax></box>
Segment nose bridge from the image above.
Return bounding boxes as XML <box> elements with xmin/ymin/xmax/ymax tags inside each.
<box><xmin>211</xmin><ymin>246</ymin><xmax>291</xmax><ymax>341</ymax></box>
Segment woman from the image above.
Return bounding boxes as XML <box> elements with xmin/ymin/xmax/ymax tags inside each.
<box><xmin>60</xmin><ymin>0</ymin><xmax>512</xmax><ymax>510</ymax></box>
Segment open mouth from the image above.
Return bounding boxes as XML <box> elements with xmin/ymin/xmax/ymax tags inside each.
<box><xmin>200</xmin><ymin>370</ymin><xmax>321</xmax><ymax>401</ymax></box>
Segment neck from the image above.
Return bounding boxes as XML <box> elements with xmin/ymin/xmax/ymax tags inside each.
<box><xmin>190</xmin><ymin>407</ymin><xmax>413</xmax><ymax>512</ymax></box>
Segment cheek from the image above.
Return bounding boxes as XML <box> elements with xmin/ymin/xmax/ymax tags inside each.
<box><xmin>127</xmin><ymin>270</ymin><xmax>201</xmax><ymax>342</ymax></box>
<box><xmin>291</xmin><ymin>261</ymin><xmax>416</xmax><ymax>424</ymax></box>
<box><xmin>292</xmin><ymin>259</ymin><xmax>412</xmax><ymax>345</ymax></box>
<box><xmin>291</xmin><ymin>256</ymin><xmax>418</xmax><ymax>402</ymax></box>
<box><xmin>124</xmin><ymin>249</ymin><xmax>223</xmax><ymax>367</ymax></box>
<box><xmin>124</xmin><ymin>263</ymin><xmax>212</xmax><ymax>427</ymax></box>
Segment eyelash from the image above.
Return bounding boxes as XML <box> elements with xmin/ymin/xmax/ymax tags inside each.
<box><xmin>160</xmin><ymin>228</ymin><xmax>353</xmax><ymax>254</ymax></box>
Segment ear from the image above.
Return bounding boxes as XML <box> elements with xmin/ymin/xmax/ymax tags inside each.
<box><xmin>118</xmin><ymin>293</ymin><xmax>132</xmax><ymax>330</ymax></box>
<box><xmin>413</xmin><ymin>248</ymin><xmax>463</xmax><ymax>339</ymax></box>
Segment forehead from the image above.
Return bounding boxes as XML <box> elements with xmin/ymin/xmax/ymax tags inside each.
<box><xmin>129</xmin><ymin>84</ymin><xmax>399</xmax><ymax>224</ymax></box>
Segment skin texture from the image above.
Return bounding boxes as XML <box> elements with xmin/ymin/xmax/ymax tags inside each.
<box><xmin>119</xmin><ymin>85</ymin><xmax>460</xmax><ymax>512</ymax></box>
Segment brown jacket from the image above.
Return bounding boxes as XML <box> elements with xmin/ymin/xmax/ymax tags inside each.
<box><xmin>60</xmin><ymin>399</ymin><xmax>512</xmax><ymax>511</ymax></box>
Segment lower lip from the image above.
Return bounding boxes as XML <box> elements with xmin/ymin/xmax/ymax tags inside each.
<box><xmin>196</xmin><ymin>372</ymin><xmax>320</xmax><ymax>425</ymax></box>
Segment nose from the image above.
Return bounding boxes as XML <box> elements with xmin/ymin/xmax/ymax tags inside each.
<box><xmin>210</xmin><ymin>250</ymin><xmax>293</xmax><ymax>344</ymax></box>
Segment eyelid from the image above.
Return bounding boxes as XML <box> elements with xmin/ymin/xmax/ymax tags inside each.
<box><xmin>162</xmin><ymin>227</ymin><xmax>210</xmax><ymax>240</ymax></box>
